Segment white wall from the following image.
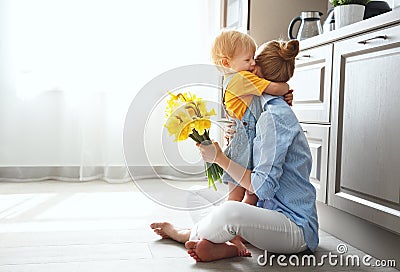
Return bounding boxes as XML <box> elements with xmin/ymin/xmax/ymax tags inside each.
<box><xmin>0</xmin><ymin>0</ymin><xmax>221</xmax><ymax>168</ymax></box>
<box><xmin>249</xmin><ymin>0</ymin><xmax>329</xmax><ymax>45</ymax></box>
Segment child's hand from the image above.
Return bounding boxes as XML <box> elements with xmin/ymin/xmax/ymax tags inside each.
<box><xmin>224</xmin><ymin>121</ymin><xmax>236</xmax><ymax>146</ymax></box>
<box><xmin>284</xmin><ymin>89</ymin><xmax>294</xmax><ymax>106</ymax></box>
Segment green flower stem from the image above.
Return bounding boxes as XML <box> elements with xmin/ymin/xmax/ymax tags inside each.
<box><xmin>190</xmin><ymin>128</ymin><xmax>222</xmax><ymax>191</ymax></box>
<box><xmin>206</xmin><ymin>163</ymin><xmax>213</xmax><ymax>188</ymax></box>
<box><xmin>189</xmin><ymin>130</ymin><xmax>202</xmax><ymax>143</ymax></box>
<box><xmin>204</xmin><ymin>129</ymin><xmax>210</xmax><ymax>139</ymax></box>
<box><xmin>207</xmin><ymin>163</ymin><xmax>217</xmax><ymax>191</ymax></box>
<box><xmin>189</xmin><ymin>134</ymin><xmax>200</xmax><ymax>143</ymax></box>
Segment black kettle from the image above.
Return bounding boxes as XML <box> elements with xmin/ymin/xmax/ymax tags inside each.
<box><xmin>288</xmin><ymin>11</ymin><xmax>323</xmax><ymax>41</ymax></box>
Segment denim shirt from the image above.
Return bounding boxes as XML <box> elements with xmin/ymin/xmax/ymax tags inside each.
<box><xmin>252</xmin><ymin>94</ymin><xmax>319</xmax><ymax>252</ymax></box>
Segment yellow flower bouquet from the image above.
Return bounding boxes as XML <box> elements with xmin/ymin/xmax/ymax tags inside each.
<box><xmin>164</xmin><ymin>91</ymin><xmax>223</xmax><ymax>190</ymax></box>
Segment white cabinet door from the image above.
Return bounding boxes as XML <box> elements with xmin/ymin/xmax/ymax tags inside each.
<box><xmin>329</xmin><ymin>24</ymin><xmax>400</xmax><ymax>234</ymax></box>
<box><xmin>301</xmin><ymin>124</ymin><xmax>330</xmax><ymax>203</ymax></box>
<box><xmin>288</xmin><ymin>44</ymin><xmax>333</xmax><ymax>124</ymax></box>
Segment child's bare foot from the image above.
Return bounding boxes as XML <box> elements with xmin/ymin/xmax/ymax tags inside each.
<box><xmin>150</xmin><ymin>222</ymin><xmax>191</xmax><ymax>244</ymax></box>
<box><xmin>185</xmin><ymin>239</ymin><xmax>251</xmax><ymax>262</ymax></box>
<box><xmin>230</xmin><ymin>236</ymin><xmax>251</xmax><ymax>256</ymax></box>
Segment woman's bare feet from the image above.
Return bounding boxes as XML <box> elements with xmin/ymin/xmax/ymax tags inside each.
<box><xmin>185</xmin><ymin>239</ymin><xmax>251</xmax><ymax>262</ymax></box>
<box><xmin>150</xmin><ymin>222</ymin><xmax>191</xmax><ymax>244</ymax></box>
<box><xmin>230</xmin><ymin>236</ymin><xmax>251</xmax><ymax>256</ymax></box>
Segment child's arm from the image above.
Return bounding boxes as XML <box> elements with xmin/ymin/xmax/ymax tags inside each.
<box><xmin>230</xmin><ymin>71</ymin><xmax>293</xmax><ymax>105</ymax></box>
<box><xmin>264</xmin><ymin>82</ymin><xmax>289</xmax><ymax>96</ymax></box>
<box><xmin>266</xmin><ymin>83</ymin><xmax>293</xmax><ymax>106</ymax></box>
<box><xmin>253</xmin><ymin>67</ymin><xmax>288</xmax><ymax>96</ymax></box>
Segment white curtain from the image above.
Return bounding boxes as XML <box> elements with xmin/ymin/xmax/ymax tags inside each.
<box><xmin>0</xmin><ymin>0</ymin><xmax>221</xmax><ymax>182</ymax></box>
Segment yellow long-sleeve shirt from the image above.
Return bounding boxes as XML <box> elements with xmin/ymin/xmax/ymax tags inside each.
<box><xmin>224</xmin><ymin>71</ymin><xmax>271</xmax><ymax>120</ymax></box>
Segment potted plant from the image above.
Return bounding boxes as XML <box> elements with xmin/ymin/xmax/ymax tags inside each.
<box><xmin>330</xmin><ymin>0</ymin><xmax>370</xmax><ymax>29</ymax></box>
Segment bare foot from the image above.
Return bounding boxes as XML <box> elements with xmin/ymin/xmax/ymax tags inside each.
<box><xmin>150</xmin><ymin>222</ymin><xmax>191</xmax><ymax>244</ymax></box>
<box><xmin>230</xmin><ymin>236</ymin><xmax>251</xmax><ymax>257</ymax></box>
<box><xmin>185</xmin><ymin>239</ymin><xmax>251</xmax><ymax>262</ymax></box>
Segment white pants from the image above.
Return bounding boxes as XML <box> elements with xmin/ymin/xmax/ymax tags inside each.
<box><xmin>190</xmin><ymin>201</ymin><xmax>308</xmax><ymax>254</ymax></box>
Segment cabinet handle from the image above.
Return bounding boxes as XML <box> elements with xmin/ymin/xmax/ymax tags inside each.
<box><xmin>357</xmin><ymin>35</ymin><xmax>388</xmax><ymax>45</ymax></box>
<box><xmin>303</xmin><ymin>130</ymin><xmax>308</xmax><ymax>133</ymax></box>
<box><xmin>295</xmin><ymin>54</ymin><xmax>311</xmax><ymax>60</ymax></box>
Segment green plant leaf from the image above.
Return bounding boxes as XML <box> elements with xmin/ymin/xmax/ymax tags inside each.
<box><xmin>331</xmin><ymin>0</ymin><xmax>370</xmax><ymax>6</ymax></box>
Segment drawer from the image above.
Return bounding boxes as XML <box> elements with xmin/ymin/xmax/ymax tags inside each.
<box><xmin>334</xmin><ymin>24</ymin><xmax>400</xmax><ymax>55</ymax></box>
<box><xmin>288</xmin><ymin>44</ymin><xmax>333</xmax><ymax>124</ymax></box>
<box><xmin>301</xmin><ymin>123</ymin><xmax>330</xmax><ymax>203</ymax></box>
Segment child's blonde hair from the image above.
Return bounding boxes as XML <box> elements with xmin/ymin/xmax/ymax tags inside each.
<box><xmin>211</xmin><ymin>30</ymin><xmax>257</xmax><ymax>67</ymax></box>
<box><xmin>255</xmin><ymin>40</ymin><xmax>299</xmax><ymax>82</ymax></box>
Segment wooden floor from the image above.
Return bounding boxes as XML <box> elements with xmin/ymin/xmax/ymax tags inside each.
<box><xmin>0</xmin><ymin>180</ymin><xmax>398</xmax><ymax>272</ymax></box>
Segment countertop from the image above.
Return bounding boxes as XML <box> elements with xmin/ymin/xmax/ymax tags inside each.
<box><xmin>299</xmin><ymin>8</ymin><xmax>400</xmax><ymax>50</ymax></box>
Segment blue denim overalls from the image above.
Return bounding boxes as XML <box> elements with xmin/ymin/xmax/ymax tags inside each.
<box><xmin>222</xmin><ymin>73</ymin><xmax>263</xmax><ymax>185</ymax></box>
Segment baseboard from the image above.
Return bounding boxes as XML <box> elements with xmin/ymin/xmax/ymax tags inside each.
<box><xmin>126</xmin><ymin>165</ymin><xmax>205</xmax><ymax>180</ymax></box>
<box><xmin>0</xmin><ymin>165</ymin><xmax>205</xmax><ymax>183</ymax></box>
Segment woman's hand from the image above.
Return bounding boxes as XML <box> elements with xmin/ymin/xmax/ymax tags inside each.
<box><xmin>197</xmin><ymin>141</ymin><xmax>223</xmax><ymax>164</ymax></box>
<box><xmin>284</xmin><ymin>89</ymin><xmax>294</xmax><ymax>106</ymax></box>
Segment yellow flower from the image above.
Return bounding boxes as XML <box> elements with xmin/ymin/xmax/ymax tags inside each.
<box><xmin>163</xmin><ymin>91</ymin><xmax>223</xmax><ymax>190</ymax></box>
<box><xmin>177</xmin><ymin>124</ymin><xmax>192</xmax><ymax>141</ymax></box>
<box><xmin>164</xmin><ymin>91</ymin><xmax>216</xmax><ymax>141</ymax></box>
<box><xmin>164</xmin><ymin>108</ymin><xmax>191</xmax><ymax>141</ymax></box>
<box><xmin>164</xmin><ymin>116</ymin><xmax>181</xmax><ymax>137</ymax></box>
<box><xmin>165</xmin><ymin>93</ymin><xmax>183</xmax><ymax>117</ymax></box>
<box><xmin>192</xmin><ymin>118</ymin><xmax>211</xmax><ymax>135</ymax></box>
<box><xmin>165</xmin><ymin>118</ymin><xmax>211</xmax><ymax>142</ymax></box>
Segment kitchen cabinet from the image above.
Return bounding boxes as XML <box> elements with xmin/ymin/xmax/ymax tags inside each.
<box><xmin>290</xmin><ymin>10</ymin><xmax>400</xmax><ymax>233</ymax></box>
<box><xmin>328</xmin><ymin>24</ymin><xmax>400</xmax><ymax>234</ymax></box>
<box><xmin>289</xmin><ymin>44</ymin><xmax>333</xmax><ymax>124</ymax></box>
<box><xmin>300</xmin><ymin>124</ymin><xmax>329</xmax><ymax>203</ymax></box>
<box><xmin>292</xmin><ymin>9</ymin><xmax>400</xmax><ymax>262</ymax></box>
<box><xmin>288</xmin><ymin>44</ymin><xmax>333</xmax><ymax>203</ymax></box>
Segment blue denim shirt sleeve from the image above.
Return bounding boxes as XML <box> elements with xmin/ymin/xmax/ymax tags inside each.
<box><xmin>251</xmin><ymin>97</ymin><xmax>296</xmax><ymax>200</ymax></box>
